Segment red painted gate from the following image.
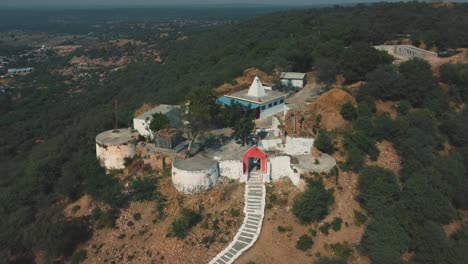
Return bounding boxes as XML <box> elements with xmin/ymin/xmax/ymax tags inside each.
<box><xmin>242</xmin><ymin>145</ymin><xmax>267</xmax><ymax>174</ymax></box>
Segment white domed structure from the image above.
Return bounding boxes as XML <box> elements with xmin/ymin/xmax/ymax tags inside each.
<box><xmin>172</xmin><ymin>156</ymin><xmax>219</xmax><ymax>194</ymax></box>
<box><xmin>96</xmin><ymin>128</ymin><xmax>137</xmax><ymax>170</ymax></box>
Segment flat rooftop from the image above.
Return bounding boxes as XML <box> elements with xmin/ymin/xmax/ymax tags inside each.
<box><xmin>173</xmin><ymin>156</ymin><xmax>217</xmax><ymax>171</ymax></box>
<box><xmin>225</xmin><ymin>89</ymin><xmax>286</xmax><ymax>105</ymax></box>
<box><xmin>96</xmin><ymin>128</ymin><xmax>136</xmax><ymax>145</ymax></box>
<box><xmin>280</xmin><ymin>72</ymin><xmax>307</xmax><ymax>80</ymax></box>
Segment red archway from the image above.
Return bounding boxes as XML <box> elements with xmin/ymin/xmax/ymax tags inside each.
<box><xmin>243</xmin><ymin>145</ymin><xmax>267</xmax><ymax>174</ymax></box>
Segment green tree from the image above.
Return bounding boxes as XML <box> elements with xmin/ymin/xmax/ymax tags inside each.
<box><xmin>315</xmin><ymin>129</ymin><xmax>335</xmax><ymax>154</ymax></box>
<box><xmin>149</xmin><ymin>113</ymin><xmax>170</xmax><ymax>133</ymax></box>
<box><xmin>183</xmin><ymin>87</ymin><xmax>218</xmax><ymax>156</ymax></box>
<box><xmin>292</xmin><ymin>179</ymin><xmax>334</xmax><ymax>223</ymax></box>
<box><xmin>340</xmin><ymin>102</ymin><xmax>357</xmax><ymax>122</ymax></box>
<box><xmin>296</xmin><ymin>234</ymin><xmax>313</xmax><ymax>251</ymax></box>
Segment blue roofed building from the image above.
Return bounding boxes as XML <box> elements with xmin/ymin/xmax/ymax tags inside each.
<box><xmin>217</xmin><ymin>76</ymin><xmax>287</xmax><ymax>119</ymax></box>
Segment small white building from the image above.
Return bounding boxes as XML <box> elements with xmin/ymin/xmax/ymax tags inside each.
<box><xmin>280</xmin><ymin>72</ymin><xmax>307</xmax><ymax>89</ymax></box>
<box><xmin>133</xmin><ymin>104</ymin><xmax>181</xmax><ymax>139</ymax></box>
<box><xmin>217</xmin><ymin>76</ymin><xmax>287</xmax><ymax>119</ymax></box>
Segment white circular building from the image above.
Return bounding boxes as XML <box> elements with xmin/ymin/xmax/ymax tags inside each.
<box><xmin>172</xmin><ymin>156</ymin><xmax>219</xmax><ymax>194</ymax></box>
<box><xmin>96</xmin><ymin>128</ymin><xmax>137</xmax><ymax>170</ymax></box>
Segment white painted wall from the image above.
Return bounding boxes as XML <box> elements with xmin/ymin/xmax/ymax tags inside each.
<box><xmin>284</xmin><ymin>136</ymin><xmax>314</xmax><ymax>155</ymax></box>
<box><xmin>96</xmin><ymin>143</ymin><xmax>136</xmax><ymax>170</ymax></box>
<box><xmin>268</xmin><ymin>156</ymin><xmax>302</xmax><ymax>187</ymax></box>
<box><xmin>281</xmin><ymin>79</ymin><xmax>304</xmax><ymax>88</ymax></box>
<box><xmin>219</xmin><ymin>160</ymin><xmax>244</xmax><ymax>182</ymax></box>
<box><xmin>172</xmin><ymin>163</ymin><xmax>219</xmax><ymax>193</ymax></box>
<box><xmin>133</xmin><ymin>118</ymin><xmax>152</xmax><ymax>139</ymax></box>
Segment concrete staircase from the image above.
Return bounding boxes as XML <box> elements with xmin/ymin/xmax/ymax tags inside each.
<box><xmin>209</xmin><ymin>172</ymin><xmax>266</xmax><ymax>264</ymax></box>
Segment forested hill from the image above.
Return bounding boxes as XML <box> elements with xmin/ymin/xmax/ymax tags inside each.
<box><xmin>1</xmin><ymin>2</ymin><xmax>468</xmax><ymax>262</ymax></box>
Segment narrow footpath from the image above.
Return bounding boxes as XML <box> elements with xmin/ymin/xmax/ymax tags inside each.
<box><xmin>209</xmin><ymin>172</ymin><xmax>266</xmax><ymax>264</ymax></box>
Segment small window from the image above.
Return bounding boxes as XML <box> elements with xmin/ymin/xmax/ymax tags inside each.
<box><xmin>261</xmin><ymin>105</ymin><xmax>266</xmax><ymax>110</ymax></box>
<box><xmin>268</xmin><ymin>103</ymin><xmax>273</xmax><ymax>108</ymax></box>
<box><xmin>280</xmin><ymin>99</ymin><xmax>284</xmax><ymax>104</ymax></box>
<box><xmin>274</xmin><ymin>101</ymin><xmax>278</xmax><ymax>106</ymax></box>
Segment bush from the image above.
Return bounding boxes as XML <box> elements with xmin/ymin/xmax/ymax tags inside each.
<box><xmin>149</xmin><ymin>113</ymin><xmax>170</xmax><ymax>133</ymax></box>
<box><xmin>133</xmin><ymin>213</ymin><xmax>142</xmax><ymax>221</ymax></box>
<box><xmin>353</xmin><ymin>210</ymin><xmax>367</xmax><ymax>226</ymax></box>
<box><xmin>130</xmin><ymin>177</ymin><xmax>156</xmax><ymax>202</ymax></box>
<box><xmin>329</xmin><ymin>242</ymin><xmax>352</xmax><ymax>259</ymax></box>
<box><xmin>340</xmin><ymin>102</ymin><xmax>357</xmax><ymax>121</ymax></box>
<box><xmin>91</xmin><ymin>208</ymin><xmax>118</xmax><ymax>229</ymax></box>
<box><xmin>296</xmin><ymin>234</ymin><xmax>313</xmax><ymax>251</ymax></box>
<box><xmin>277</xmin><ymin>225</ymin><xmax>293</xmax><ymax>233</ymax></box>
<box><xmin>292</xmin><ymin>179</ymin><xmax>334</xmax><ymax>223</ymax></box>
<box><xmin>315</xmin><ymin>129</ymin><xmax>335</xmax><ymax>154</ymax></box>
<box><xmin>171</xmin><ymin>208</ymin><xmax>202</xmax><ymax>239</ymax></box>
<box><xmin>71</xmin><ymin>249</ymin><xmax>87</xmax><ymax>264</ymax></box>
<box><xmin>320</xmin><ymin>222</ymin><xmax>331</xmax><ymax>235</ymax></box>
<box><xmin>331</xmin><ymin>217</ymin><xmax>343</xmax><ymax>231</ymax></box>
<box><xmin>358</xmin><ymin>166</ymin><xmax>399</xmax><ymax>215</ymax></box>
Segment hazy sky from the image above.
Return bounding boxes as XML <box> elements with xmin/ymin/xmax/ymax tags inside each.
<box><xmin>0</xmin><ymin>0</ymin><xmax>444</xmax><ymax>7</ymax></box>
<box><xmin>1</xmin><ymin>0</ymin><xmax>467</xmax><ymax>7</ymax></box>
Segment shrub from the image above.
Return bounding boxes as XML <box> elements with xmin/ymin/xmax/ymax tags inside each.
<box><xmin>130</xmin><ymin>177</ymin><xmax>156</xmax><ymax>202</ymax></box>
<box><xmin>316</xmin><ymin>257</ymin><xmax>347</xmax><ymax>264</ymax></box>
<box><xmin>353</xmin><ymin>210</ymin><xmax>367</xmax><ymax>226</ymax></box>
<box><xmin>329</xmin><ymin>242</ymin><xmax>352</xmax><ymax>259</ymax></box>
<box><xmin>91</xmin><ymin>208</ymin><xmax>118</xmax><ymax>229</ymax></box>
<box><xmin>292</xmin><ymin>179</ymin><xmax>334</xmax><ymax>223</ymax></box>
<box><xmin>133</xmin><ymin>213</ymin><xmax>142</xmax><ymax>221</ymax></box>
<box><xmin>71</xmin><ymin>250</ymin><xmax>87</xmax><ymax>264</ymax></box>
<box><xmin>171</xmin><ymin>208</ymin><xmax>202</xmax><ymax>239</ymax></box>
<box><xmin>296</xmin><ymin>234</ymin><xmax>313</xmax><ymax>251</ymax></box>
<box><xmin>320</xmin><ymin>223</ymin><xmax>331</xmax><ymax>235</ymax></box>
<box><xmin>149</xmin><ymin>112</ymin><xmax>170</xmax><ymax>133</ymax></box>
<box><xmin>331</xmin><ymin>217</ymin><xmax>343</xmax><ymax>231</ymax></box>
<box><xmin>340</xmin><ymin>102</ymin><xmax>357</xmax><ymax>121</ymax></box>
<box><xmin>315</xmin><ymin>129</ymin><xmax>335</xmax><ymax>154</ymax></box>
<box><xmin>277</xmin><ymin>225</ymin><xmax>293</xmax><ymax>233</ymax></box>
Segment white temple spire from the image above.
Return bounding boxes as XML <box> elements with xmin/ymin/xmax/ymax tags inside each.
<box><xmin>247</xmin><ymin>76</ymin><xmax>266</xmax><ymax>98</ymax></box>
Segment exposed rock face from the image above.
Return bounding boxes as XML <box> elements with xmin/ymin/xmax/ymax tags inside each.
<box><xmin>285</xmin><ymin>88</ymin><xmax>356</xmax><ymax>134</ymax></box>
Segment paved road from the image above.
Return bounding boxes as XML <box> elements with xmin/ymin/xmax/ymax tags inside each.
<box><xmin>209</xmin><ymin>172</ymin><xmax>266</xmax><ymax>264</ymax></box>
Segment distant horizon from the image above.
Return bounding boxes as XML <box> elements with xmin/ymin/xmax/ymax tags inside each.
<box><xmin>3</xmin><ymin>0</ymin><xmax>467</xmax><ymax>9</ymax></box>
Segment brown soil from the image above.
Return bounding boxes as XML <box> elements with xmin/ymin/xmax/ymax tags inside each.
<box><xmin>285</xmin><ymin>88</ymin><xmax>356</xmax><ymax>135</ymax></box>
<box><xmin>109</xmin><ymin>39</ymin><xmax>146</xmax><ymax>47</ymax></box>
<box><xmin>443</xmin><ymin>210</ymin><xmax>468</xmax><ymax>238</ymax></box>
<box><xmin>375</xmin><ymin>100</ymin><xmax>398</xmax><ymax>119</ymax></box>
<box><xmin>52</xmin><ymin>45</ymin><xmax>82</xmax><ymax>56</ymax></box>
<box><xmin>134</xmin><ymin>103</ymin><xmax>155</xmax><ymax>117</ymax></box>
<box><xmin>70</xmin><ymin>55</ymin><xmax>129</xmax><ymax>70</ymax></box>
<box><xmin>64</xmin><ymin>195</ymin><xmax>97</xmax><ymax>218</ymax></box>
<box><xmin>429</xmin><ymin>48</ymin><xmax>468</xmax><ymax>75</ymax></box>
<box><xmin>238</xmin><ymin>171</ymin><xmax>370</xmax><ymax>264</ymax></box>
<box><xmin>78</xmin><ymin>177</ymin><xmax>245</xmax><ymax>264</ymax></box>
<box><xmin>215</xmin><ymin>68</ymin><xmax>273</xmax><ymax>95</ymax></box>
<box><xmin>367</xmin><ymin>141</ymin><xmax>401</xmax><ymax>177</ymax></box>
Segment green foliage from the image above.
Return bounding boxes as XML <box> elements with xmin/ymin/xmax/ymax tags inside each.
<box><xmin>130</xmin><ymin>177</ymin><xmax>156</xmax><ymax>202</ymax></box>
<box><xmin>315</xmin><ymin>129</ymin><xmax>335</xmax><ymax>154</ymax></box>
<box><xmin>133</xmin><ymin>213</ymin><xmax>142</xmax><ymax>221</ymax></box>
<box><xmin>292</xmin><ymin>179</ymin><xmax>334</xmax><ymax>223</ymax></box>
<box><xmin>149</xmin><ymin>113</ymin><xmax>170</xmax><ymax>133</ymax></box>
<box><xmin>320</xmin><ymin>223</ymin><xmax>331</xmax><ymax>235</ymax></box>
<box><xmin>81</xmin><ymin>154</ymin><xmax>126</xmax><ymax>207</ymax></box>
<box><xmin>331</xmin><ymin>217</ymin><xmax>343</xmax><ymax>232</ymax></box>
<box><xmin>171</xmin><ymin>208</ymin><xmax>202</xmax><ymax>239</ymax></box>
<box><xmin>24</xmin><ymin>210</ymin><xmax>91</xmax><ymax>258</ymax></box>
<box><xmin>296</xmin><ymin>234</ymin><xmax>313</xmax><ymax>251</ymax></box>
<box><xmin>277</xmin><ymin>225</ymin><xmax>293</xmax><ymax>233</ymax></box>
<box><xmin>340</xmin><ymin>102</ymin><xmax>357</xmax><ymax>122</ymax></box>
<box><xmin>91</xmin><ymin>208</ymin><xmax>118</xmax><ymax>229</ymax></box>
<box><xmin>329</xmin><ymin>242</ymin><xmax>352</xmax><ymax>259</ymax></box>
<box><xmin>71</xmin><ymin>250</ymin><xmax>87</xmax><ymax>264</ymax></box>
<box><xmin>358</xmin><ymin>166</ymin><xmax>400</xmax><ymax>215</ymax></box>
<box><xmin>353</xmin><ymin>210</ymin><xmax>367</xmax><ymax>226</ymax></box>
<box><xmin>315</xmin><ymin>57</ymin><xmax>339</xmax><ymax>85</ymax></box>
<box><xmin>440</xmin><ymin>63</ymin><xmax>468</xmax><ymax>102</ymax></box>
<box><xmin>361</xmin><ymin>215</ymin><xmax>410</xmax><ymax>264</ymax></box>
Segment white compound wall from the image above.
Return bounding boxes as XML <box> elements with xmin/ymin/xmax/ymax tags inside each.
<box><xmin>268</xmin><ymin>156</ymin><xmax>302</xmax><ymax>187</ymax></box>
<box><xmin>172</xmin><ymin>162</ymin><xmax>219</xmax><ymax>194</ymax></box>
<box><xmin>96</xmin><ymin>143</ymin><xmax>136</xmax><ymax>170</ymax></box>
<box><xmin>219</xmin><ymin>160</ymin><xmax>246</xmax><ymax>182</ymax></box>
